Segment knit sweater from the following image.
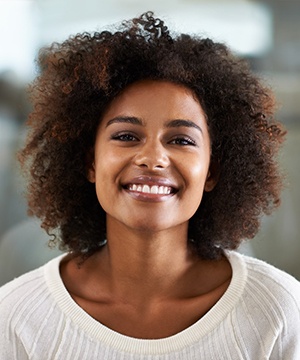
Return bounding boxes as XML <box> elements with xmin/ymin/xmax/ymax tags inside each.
<box><xmin>0</xmin><ymin>251</ymin><xmax>300</xmax><ymax>360</ymax></box>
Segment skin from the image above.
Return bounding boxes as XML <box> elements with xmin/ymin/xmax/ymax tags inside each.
<box><xmin>60</xmin><ymin>80</ymin><xmax>232</xmax><ymax>339</ymax></box>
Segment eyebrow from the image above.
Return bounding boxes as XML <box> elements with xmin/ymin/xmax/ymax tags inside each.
<box><xmin>165</xmin><ymin>119</ymin><xmax>202</xmax><ymax>133</ymax></box>
<box><xmin>105</xmin><ymin>116</ymin><xmax>202</xmax><ymax>133</ymax></box>
<box><xmin>105</xmin><ymin>116</ymin><xmax>144</xmax><ymax>127</ymax></box>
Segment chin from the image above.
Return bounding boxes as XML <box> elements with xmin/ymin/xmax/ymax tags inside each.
<box><xmin>126</xmin><ymin>218</ymin><xmax>187</xmax><ymax>234</ymax></box>
<box><xmin>129</xmin><ymin>223</ymin><xmax>171</xmax><ymax>233</ymax></box>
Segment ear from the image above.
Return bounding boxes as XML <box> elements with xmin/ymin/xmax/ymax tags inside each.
<box><xmin>86</xmin><ymin>148</ymin><xmax>96</xmax><ymax>183</ymax></box>
<box><xmin>204</xmin><ymin>160</ymin><xmax>220</xmax><ymax>192</ymax></box>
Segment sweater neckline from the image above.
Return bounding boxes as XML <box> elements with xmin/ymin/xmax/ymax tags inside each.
<box><xmin>44</xmin><ymin>251</ymin><xmax>247</xmax><ymax>355</ymax></box>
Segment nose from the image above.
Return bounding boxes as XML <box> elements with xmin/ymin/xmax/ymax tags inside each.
<box><xmin>134</xmin><ymin>139</ymin><xmax>170</xmax><ymax>170</ymax></box>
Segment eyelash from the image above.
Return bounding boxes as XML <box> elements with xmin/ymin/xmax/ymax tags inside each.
<box><xmin>110</xmin><ymin>132</ymin><xmax>196</xmax><ymax>146</ymax></box>
<box><xmin>169</xmin><ymin>136</ymin><xmax>196</xmax><ymax>146</ymax></box>
<box><xmin>111</xmin><ymin>132</ymin><xmax>138</xmax><ymax>142</ymax></box>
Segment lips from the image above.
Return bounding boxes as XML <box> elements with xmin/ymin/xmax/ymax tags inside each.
<box><xmin>122</xmin><ymin>176</ymin><xmax>178</xmax><ymax>197</ymax></box>
<box><xmin>128</xmin><ymin>184</ymin><xmax>172</xmax><ymax>195</ymax></box>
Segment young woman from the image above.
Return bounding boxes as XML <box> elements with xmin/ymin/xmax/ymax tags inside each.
<box><xmin>1</xmin><ymin>12</ymin><xmax>299</xmax><ymax>359</ymax></box>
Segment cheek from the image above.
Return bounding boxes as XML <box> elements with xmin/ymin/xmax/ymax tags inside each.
<box><xmin>188</xmin><ymin>157</ymin><xmax>210</xmax><ymax>186</ymax></box>
<box><xmin>182</xmin><ymin>159</ymin><xmax>209</xmax><ymax>207</ymax></box>
<box><xmin>94</xmin><ymin>174</ymin><xmax>108</xmax><ymax>209</ymax></box>
<box><xmin>93</xmin><ymin>153</ymin><xmax>125</xmax><ymax>202</ymax></box>
<box><xmin>94</xmin><ymin>148</ymin><xmax>121</xmax><ymax>182</ymax></box>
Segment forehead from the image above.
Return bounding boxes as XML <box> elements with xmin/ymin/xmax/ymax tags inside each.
<box><xmin>101</xmin><ymin>80</ymin><xmax>207</xmax><ymax>122</ymax></box>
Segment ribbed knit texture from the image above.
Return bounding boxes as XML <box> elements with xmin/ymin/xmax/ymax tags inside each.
<box><xmin>1</xmin><ymin>251</ymin><xmax>300</xmax><ymax>359</ymax></box>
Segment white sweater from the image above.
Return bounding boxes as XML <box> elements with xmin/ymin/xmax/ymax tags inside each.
<box><xmin>0</xmin><ymin>251</ymin><xmax>300</xmax><ymax>360</ymax></box>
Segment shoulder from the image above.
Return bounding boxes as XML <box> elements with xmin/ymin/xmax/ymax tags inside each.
<box><xmin>0</xmin><ymin>255</ymin><xmax>67</xmax><ymax>358</ymax></box>
<box><xmin>0</xmin><ymin>255</ymin><xmax>63</xmax><ymax>329</ymax></box>
<box><xmin>0</xmin><ymin>265</ymin><xmax>46</xmax><ymax>309</ymax></box>
<box><xmin>0</xmin><ymin>266</ymin><xmax>46</xmax><ymax>356</ymax></box>
<box><xmin>212</xmin><ymin>252</ymin><xmax>300</xmax><ymax>358</ymax></box>
<box><xmin>0</xmin><ymin>264</ymin><xmax>52</xmax><ymax>332</ymax></box>
<box><xmin>229</xmin><ymin>252</ymin><xmax>300</xmax><ymax>333</ymax></box>
<box><xmin>229</xmin><ymin>251</ymin><xmax>300</xmax><ymax>309</ymax></box>
<box><xmin>228</xmin><ymin>251</ymin><xmax>300</xmax><ymax>323</ymax></box>
<box><xmin>0</xmin><ymin>254</ymin><xmax>66</xmax><ymax>313</ymax></box>
<box><xmin>240</xmin><ymin>252</ymin><xmax>300</xmax><ymax>305</ymax></box>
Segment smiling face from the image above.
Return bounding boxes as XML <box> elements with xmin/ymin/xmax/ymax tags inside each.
<box><xmin>88</xmin><ymin>80</ymin><xmax>217</xmax><ymax>235</ymax></box>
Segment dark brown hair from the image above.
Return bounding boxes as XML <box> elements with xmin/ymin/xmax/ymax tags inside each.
<box><xmin>20</xmin><ymin>12</ymin><xmax>286</xmax><ymax>260</ymax></box>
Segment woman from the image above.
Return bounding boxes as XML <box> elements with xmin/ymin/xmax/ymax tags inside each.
<box><xmin>1</xmin><ymin>12</ymin><xmax>299</xmax><ymax>359</ymax></box>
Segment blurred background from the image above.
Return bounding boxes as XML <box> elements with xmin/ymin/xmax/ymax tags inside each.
<box><xmin>0</xmin><ymin>0</ymin><xmax>299</xmax><ymax>285</ymax></box>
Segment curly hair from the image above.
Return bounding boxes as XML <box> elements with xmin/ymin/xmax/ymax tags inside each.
<box><xmin>19</xmin><ymin>11</ymin><xmax>286</xmax><ymax>260</ymax></box>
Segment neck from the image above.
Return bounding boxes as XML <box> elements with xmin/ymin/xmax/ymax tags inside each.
<box><xmin>60</xmin><ymin>218</ymin><xmax>232</xmax><ymax>339</ymax></box>
<box><xmin>92</xmin><ymin>217</ymin><xmax>202</xmax><ymax>300</ymax></box>
<box><xmin>66</xmin><ymin>217</ymin><xmax>231</xmax><ymax>308</ymax></box>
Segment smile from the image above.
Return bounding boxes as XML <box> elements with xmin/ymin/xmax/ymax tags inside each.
<box><xmin>128</xmin><ymin>184</ymin><xmax>172</xmax><ymax>195</ymax></box>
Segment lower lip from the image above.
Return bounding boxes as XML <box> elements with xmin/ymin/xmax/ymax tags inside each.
<box><xmin>124</xmin><ymin>189</ymin><xmax>174</xmax><ymax>202</ymax></box>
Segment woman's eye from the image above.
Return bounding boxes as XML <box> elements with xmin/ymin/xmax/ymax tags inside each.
<box><xmin>111</xmin><ymin>133</ymin><xmax>138</xmax><ymax>142</ymax></box>
<box><xmin>170</xmin><ymin>137</ymin><xmax>196</xmax><ymax>146</ymax></box>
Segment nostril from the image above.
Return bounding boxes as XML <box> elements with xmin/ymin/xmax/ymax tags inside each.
<box><xmin>134</xmin><ymin>148</ymin><xmax>169</xmax><ymax>169</ymax></box>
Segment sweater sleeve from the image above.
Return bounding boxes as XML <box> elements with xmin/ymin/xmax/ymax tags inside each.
<box><xmin>243</xmin><ymin>254</ymin><xmax>300</xmax><ymax>360</ymax></box>
<box><xmin>0</xmin><ymin>285</ymin><xmax>30</xmax><ymax>360</ymax></box>
<box><xmin>0</xmin><ymin>268</ymin><xmax>47</xmax><ymax>360</ymax></box>
<box><xmin>0</xmin><ymin>333</ymin><xmax>28</xmax><ymax>360</ymax></box>
<box><xmin>270</xmin><ymin>289</ymin><xmax>300</xmax><ymax>360</ymax></box>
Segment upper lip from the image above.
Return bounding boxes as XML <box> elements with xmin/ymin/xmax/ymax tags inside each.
<box><xmin>122</xmin><ymin>175</ymin><xmax>178</xmax><ymax>192</ymax></box>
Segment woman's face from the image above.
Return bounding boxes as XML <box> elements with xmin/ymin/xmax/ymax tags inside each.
<box><xmin>88</xmin><ymin>80</ymin><xmax>217</xmax><ymax>234</ymax></box>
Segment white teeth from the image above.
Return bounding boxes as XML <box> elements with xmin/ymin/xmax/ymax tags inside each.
<box><xmin>128</xmin><ymin>184</ymin><xmax>172</xmax><ymax>195</ymax></box>
<box><xmin>164</xmin><ymin>187</ymin><xmax>171</xmax><ymax>194</ymax></box>
<box><xmin>143</xmin><ymin>185</ymin><xmax>150</xmax><ymax>193</ymax></box>
<box><xmin>151</xmin><ymin>185</ymin><xmax>158</xmax><ymax>194</ymax></box>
